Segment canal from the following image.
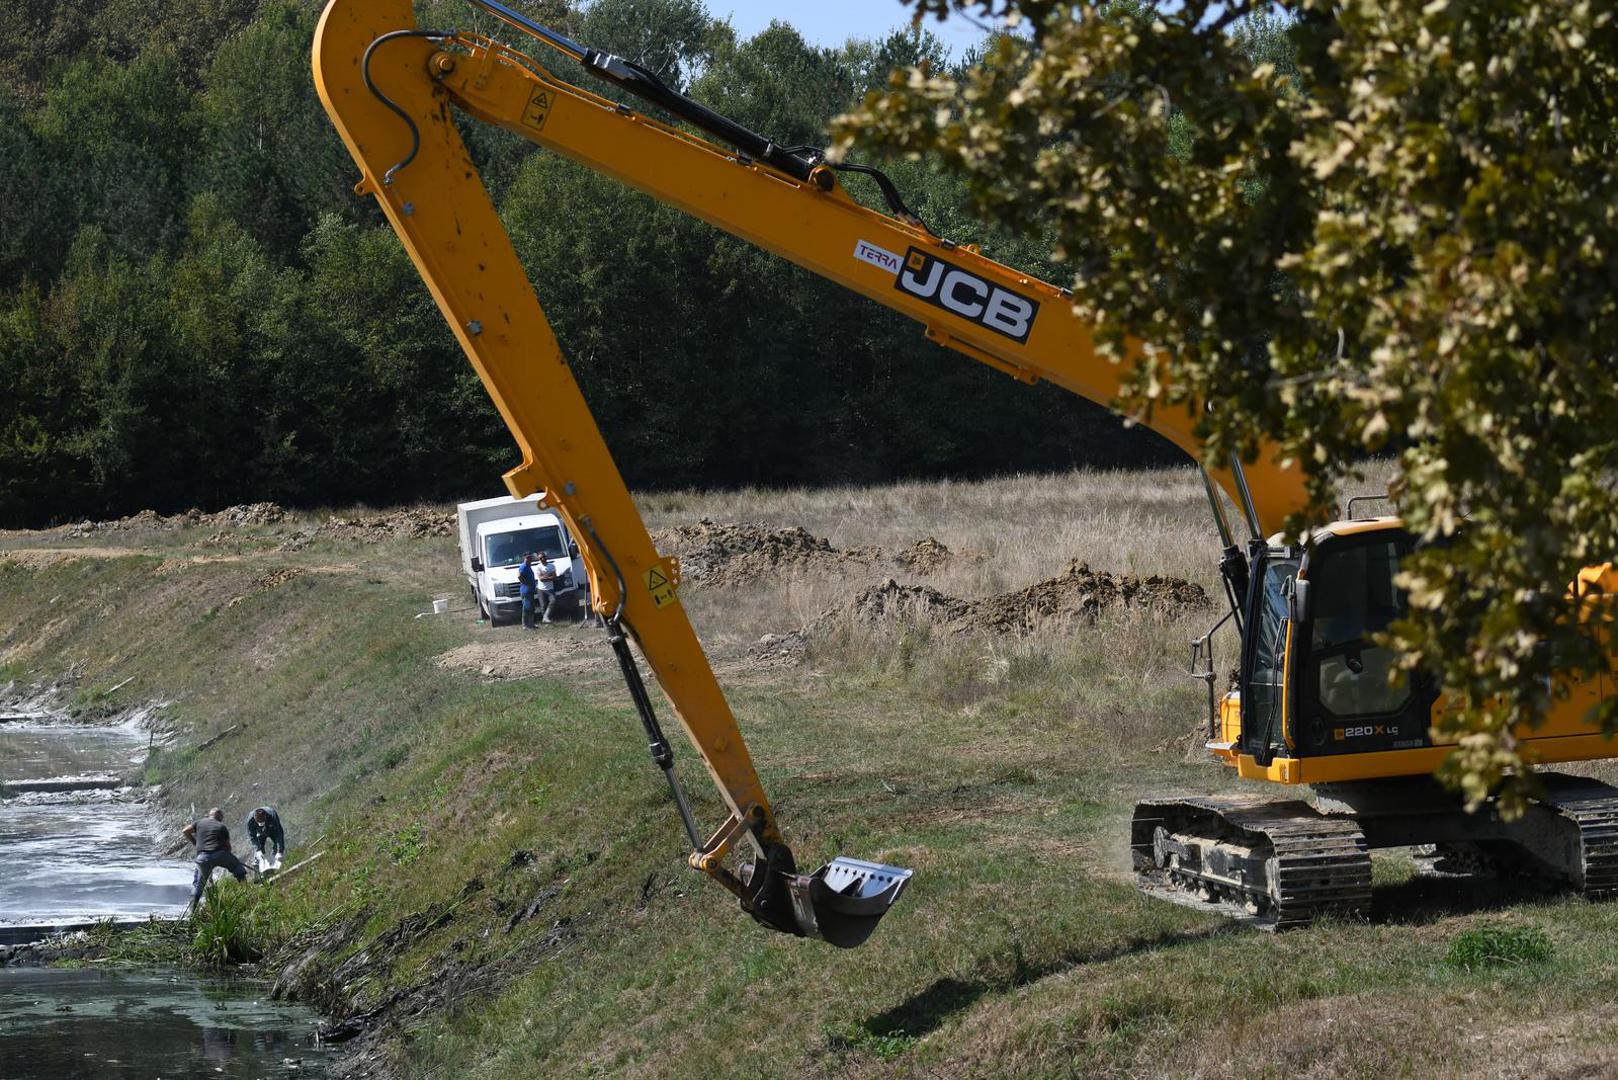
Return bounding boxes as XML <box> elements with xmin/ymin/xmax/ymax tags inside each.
<box><xmin>0</xmin><ymin>699</ymin><xmax>336</xmax><ymax>1078</ymax></box>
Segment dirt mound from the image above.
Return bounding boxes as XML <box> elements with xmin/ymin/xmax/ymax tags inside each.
<box><xmin>747</xmin><ymin>632</ymin><xmax>808</xmax><ymax>668</ymax></box>
<box><xmin>223</xmin><ymin>566</ymin><xmax>303</xmax><ymax>610</ymax></box>
<box><xmin>63</xmin><ymin>502</ymin><xmax>289</xmax><ymax>538</ymax></box>
<box><xmin>651</xmin><ymin>520</ymin><xmax>851</xmax><ymax>587</ymax></box>
<box><xmin>891</xmin><ymin>536</ymin><xmax>984</xmax><ymax>574</ymax></box>
<box><xmin>316</xmin><ymin>507</ymin><xmax>454</xmax><ymax>541</ymax></box>
<box><xmin>56</xmin><ymin>502</ymin><xmax>455</xmax><ymax>546</ymax></box>
<box><xmin>842</xmin><ymin>579</ymin><xmax>974</xmax><ymax>627</ymax></box>
<box><xmin>971</xmin><ymin>560</ymin><xmax>1209</xmax><ymax>632</ymax></box>
<box><xmin>202</xmin><ymin>502</ymin><xmax>287</xmax><ymax>528</ymax></box>
<box><xmin>65</xmin><ymin>509</ymin><xmax>175</xmax><ymax>538</ymax></box>
<box><xmin>279</xmin><ymin>507</ymin><xmax>454</xmax><ymax>550</ymax></box>
<box><xmin>649</xmin><ymin>520</ymin><xmax>992</xmax><ymax>588</ymax></box>
<box><xmin>813</xmin><ymin>561</ymin><xmax>1208</xmax><ymax>636</ymax></box>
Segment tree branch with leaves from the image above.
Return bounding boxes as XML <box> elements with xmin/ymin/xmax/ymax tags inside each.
<box><xmin>836</xmin><ymin>0</ymin><xmax>1618</xmax><ymax>811</ymax></box>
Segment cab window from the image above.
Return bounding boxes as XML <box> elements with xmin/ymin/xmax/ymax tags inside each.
<box><xmin>1245</xmin><ymin>556</ymin><xmax>1297</xmax><ymax>751</ymax></box>
<box><xmin>1309</xmin><ymin>538</ymin><xmax>1411</xmax><ymax>717</ymax></box>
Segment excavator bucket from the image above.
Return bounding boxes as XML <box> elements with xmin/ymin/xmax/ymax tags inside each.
<box><xmin>787</xmin><ymin>857</ymin><xmax>913</xmax><ymax>948</ymax></box>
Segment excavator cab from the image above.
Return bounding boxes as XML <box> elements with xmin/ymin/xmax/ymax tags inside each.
<box><xmin>1289</xmin><ymin>530</ymin><xmax>1431</xmax><ymax>757</ymax></box>
<box><xmin>1226</xmin><ymin>523</ymin><xmax>1430</xmax><ymax>767</ymax></box>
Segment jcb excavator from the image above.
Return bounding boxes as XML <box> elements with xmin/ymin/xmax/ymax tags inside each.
<box><xmin>313</xmin><ymin>0</ymin><xmax>1618</xmax><ymax>941</ymax></box>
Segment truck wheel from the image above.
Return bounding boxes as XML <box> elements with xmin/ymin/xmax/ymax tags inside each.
<box><xmin>479</xmin><ymin>597</ymin><xmax>492</xmax><ymax>624</ymax></box>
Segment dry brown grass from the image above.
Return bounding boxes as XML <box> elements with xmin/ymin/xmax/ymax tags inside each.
<box><xmin>640</xmin><ymin>466</ymin><xmax>1224</xmax><ymax>592</ymax></box>
<box><xmin>635</xmin><ymin>468</ymin><xmax>1246</xmax><ymax>762</ymax></box>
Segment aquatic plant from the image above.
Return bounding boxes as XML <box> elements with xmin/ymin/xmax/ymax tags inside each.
<box><xmin>190</xmin><ymin>881</ymin><xmax>266</xmax><ymax>967</ymax></box>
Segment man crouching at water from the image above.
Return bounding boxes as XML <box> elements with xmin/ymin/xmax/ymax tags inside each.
<box><xmin>183</xmin><ymin>807</ymin><xmax>250</xmax><ymax>909</ymax></box>
<box><xmin>246</xmin><ymin>806</ymin><xmax>286</xmax><ymax>872</ymax></box>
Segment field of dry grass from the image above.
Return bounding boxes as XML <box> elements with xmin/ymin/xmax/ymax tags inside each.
<box><xmin>13</xmin><ymin>461</ymin><xmax>1604</xmax><ymax>1080</ymax></box>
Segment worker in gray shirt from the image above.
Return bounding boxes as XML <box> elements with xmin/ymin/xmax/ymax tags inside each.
<box><xmin>182</xmin><ymin>807</ymin><xmax>250</xmax><ymax>908</ymax></box>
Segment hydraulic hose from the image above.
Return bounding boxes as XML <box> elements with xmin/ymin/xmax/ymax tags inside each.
<box><xmin>361</xmin><ymin>28</ymin><xmax>456</xmax><ymax>185</ymax></box>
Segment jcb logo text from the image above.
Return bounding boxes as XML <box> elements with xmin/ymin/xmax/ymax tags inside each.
<box><xmin>896</xmin><ymin>248</ymin><xmax>1040</xmax><ymax>343</ymax></box>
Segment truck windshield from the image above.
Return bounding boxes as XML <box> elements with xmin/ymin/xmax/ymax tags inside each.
<box><xmin>486</xmin><ymin>526</ymin><xmax>565</xmax><ymax>567</ymax></box>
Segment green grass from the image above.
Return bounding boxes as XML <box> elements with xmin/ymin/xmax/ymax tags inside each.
<box><xmin>7</xmin><ymin>470</ymin><xmax>1618</xmax><ymax>1076</ymax></box>
<box><xmin>1446</xmin><ymin>923</ymin><xmax>1555</xmax><ymax>971</ymax></box>
<box><xmin>190</xmin><ymin>880</ymin><xmax>272</xmax><ymax>967</ymax></box>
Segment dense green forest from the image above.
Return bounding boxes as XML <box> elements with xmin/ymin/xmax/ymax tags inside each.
<box><xmin>0</xmin><ymin>0</ymin><xmax>1176</xmax><ymax>528</ymax></box>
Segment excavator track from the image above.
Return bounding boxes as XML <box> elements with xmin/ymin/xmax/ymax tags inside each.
<box><xmin>1131</xmin><ymin>796</ymin><xmax>1371</xmax><ymax>930</ymax></box>
<box><xmin>1536</xmin><ymin>775</ymin><xmax>1618</xmax><ymax>895</ymax></box>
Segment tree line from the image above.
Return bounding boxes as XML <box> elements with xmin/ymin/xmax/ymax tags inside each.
<box><xmin>0</xmin><ymin>0</ymin><xmax>1178</xmax><ymax>528</ymax></box>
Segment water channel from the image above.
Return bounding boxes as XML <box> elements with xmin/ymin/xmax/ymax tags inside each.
<box><xmin>0</xmin><ymin>702</ymin><xmax>336</xmax><ymax>1078</ymax></box>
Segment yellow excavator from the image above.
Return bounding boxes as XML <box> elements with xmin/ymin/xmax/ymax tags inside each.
<box><xmin>312</xmin><ymin>0</ymin><xmax>1618</xmax><ymax>942</ymax></box>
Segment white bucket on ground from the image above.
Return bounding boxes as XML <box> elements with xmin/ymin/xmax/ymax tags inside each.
<box><xmin>432</xmin><ymin>598</ymin><xmax>450</xmax><ymax>615</ymax></box>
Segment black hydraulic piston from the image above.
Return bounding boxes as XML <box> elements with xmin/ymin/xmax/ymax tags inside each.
<box><xmin>605</xmin><ymin>627</ymin><xmax>703</xmax><ymax>850</ymax></box>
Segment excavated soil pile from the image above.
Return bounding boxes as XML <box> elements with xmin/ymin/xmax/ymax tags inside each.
<box><xmin>280</xmin><ymin>507</ymin><xmax>455</xmax><ymax>550</ymax></box>
<box><xmin>650</xmin><ymin>522</ymin><xmax>983</xmax><ymax>587</ymax></box>
<box><xmin>64</xmin><ymin>502</ymin><xmax>289</xmax><ymax>538</ymax></box>
<box><xmin>892</xmin><ymin>536</ymin><xmax>981</xmax><ymax>574</ymax></box>
<box><xmin>651</xmin><ymin>520</ymin><xmax>853</xmax><ymax>587</ymax></box>
<box><xmin>224</xmin><ymin>566</ymin><xmax>304</xmax><ymax>610</ymax></box>
<box><xmin>314</xmin><ymin>507</ymin><xmax>455</xmax><ymax>541</ymax></box>
<box><xmin>816</xmin><ymin>561</ymin><xmax>1208</xmax><ymax>637</ymax></box>
<box><xmin>970</xmin><ymin>560</ymin><xmax>1210</xmax><ymax>632</ymax></box>
<box><xmin>842</xmin><ymin>579</ymin><xmax>974</xmax><ymax>626</ymax></box>
<box><xmin>57</xmin><ymin>502</ymin><xmax>454</xmax><ymax>546</ymax></box>
<box><xmin>203</xmin><ymin>502</ymin><xmax>289</xmax><ymax>528</ymax></box>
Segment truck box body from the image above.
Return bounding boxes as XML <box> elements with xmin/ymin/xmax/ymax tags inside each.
<box><xmin>456</xmin><ymin>496</ymin><xmax>587</xmax><ymax>624</ymax></box>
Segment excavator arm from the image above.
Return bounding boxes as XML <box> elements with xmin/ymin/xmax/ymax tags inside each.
<box><xmin>311</xmin><ymin>0</ymin><xmax>1305</xmax><ymax>947</ymax></box>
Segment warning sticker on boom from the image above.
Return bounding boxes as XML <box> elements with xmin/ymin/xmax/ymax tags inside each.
<box><xmin>644</xmin><ymin>565</ymin><xmax>677</xmax><ymax>608</ymax></box>
<box><xmin>521</xmin><ymin>86</ymin><xmax>554</xmax><ymax>132</ymax></box>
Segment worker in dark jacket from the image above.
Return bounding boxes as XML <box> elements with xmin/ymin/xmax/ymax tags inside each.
<box><xmin>246</xmin><ymin>806</ymin><xmax>286</xmax><ymax>870</ymax></box>
<box><xmin>182</xmin><ymin>807</ymin><xmax>249</xmax><ymax>908</ymax></box>
<box><xmin>518</xmin><ymin>552</ymin><xmax>539</xmax><ymax>630</ymax></box>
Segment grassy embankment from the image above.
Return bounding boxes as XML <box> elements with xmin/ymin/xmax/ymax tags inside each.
<box><xmin>5</xmin><ymin>467</ymin><xmax>1618</xmax><ymax>1077</ymax></box>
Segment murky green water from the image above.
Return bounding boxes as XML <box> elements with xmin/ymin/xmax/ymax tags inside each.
<box><xmin>0</xmin><ymin>968</ymin><xmax>336</xmax><ymax>1078</ymax></box>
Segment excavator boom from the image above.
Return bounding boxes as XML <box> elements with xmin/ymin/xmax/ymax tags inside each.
<box><xmin>311</xmin><ymin>0</ymin><xmax>1304</xmax><ymax>946</ymax></box>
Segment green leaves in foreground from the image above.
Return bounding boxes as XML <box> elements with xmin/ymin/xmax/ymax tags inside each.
<box><xmin>838</xmin><ymin>1</ymin><xmax>1618</xmax><ymax>812</ymax></box>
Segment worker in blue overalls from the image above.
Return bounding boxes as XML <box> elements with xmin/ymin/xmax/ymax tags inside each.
<box><xmin>518</xmin><ymin>552</ymin><xmax>539</xmax><ymax>630</ymax></box>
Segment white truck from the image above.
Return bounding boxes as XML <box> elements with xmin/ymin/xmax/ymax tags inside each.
<box><xmin>456</xmin><ymin>496</ymin><xmax>589</xmax><ymax>625</ymax></box>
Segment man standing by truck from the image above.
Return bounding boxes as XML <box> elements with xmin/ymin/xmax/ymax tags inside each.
<box><xmin>458</xmin><ymin>497</ymin><xmax>586</xmax><ymax>627</ymax></box>
<box><xmin>536</xmin><ymin>552</ymin><xmax>559</xmax><ymax>624</ymax></box>
<box><xmin>518</xmin><ymin>552</ymin><xmax>539</xmax><ymax>630</ymax></box>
